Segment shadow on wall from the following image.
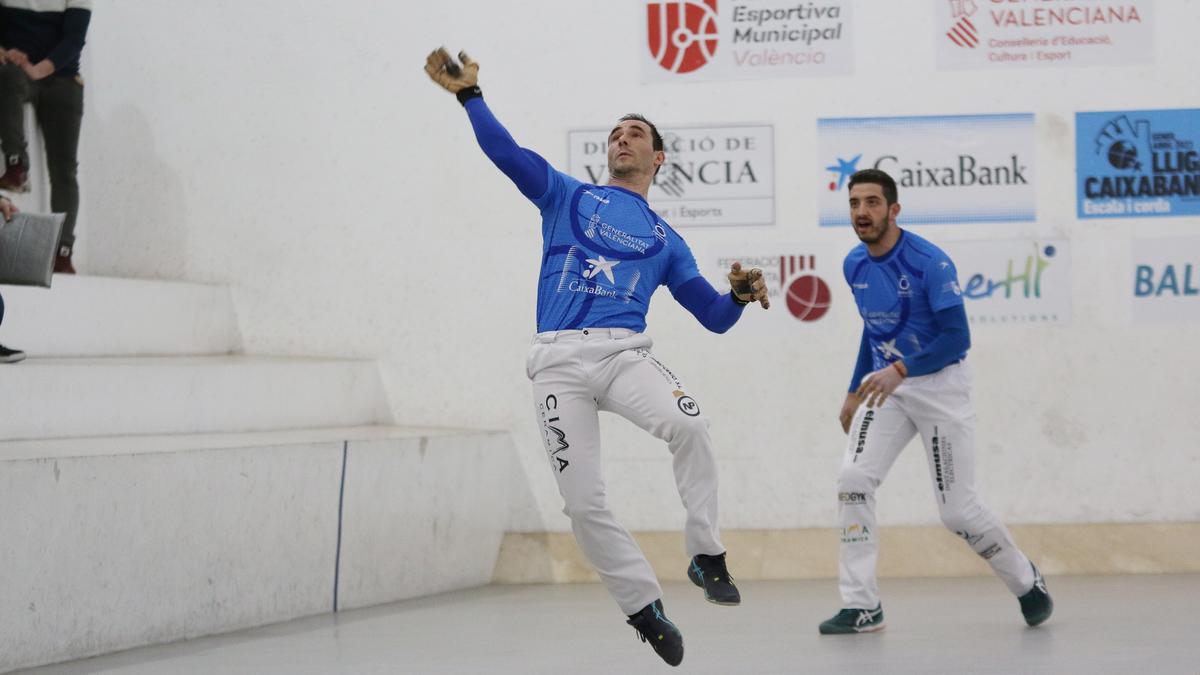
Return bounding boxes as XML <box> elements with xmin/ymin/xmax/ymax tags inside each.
<box><xmin>84</xmin><ymin>105</ymin><xmax>189</xmax><ymax>280</ymax></box>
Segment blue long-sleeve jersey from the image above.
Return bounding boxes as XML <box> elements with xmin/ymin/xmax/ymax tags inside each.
<box><xmin>465</xmin><ymin>96</ymin><xmax>744</xmax><ymax>334</ymax></box>
<box><xmin>845</xmin><ymin>230</ymin><xmax>971</xmax><ymax>391</ymax></box>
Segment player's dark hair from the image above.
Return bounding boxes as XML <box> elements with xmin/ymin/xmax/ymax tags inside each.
<box><xmin>619</xmin><ymin>113</ymin><xmax>664</xmax><ymax>151</ymax></box>
<box><xmin>848</xmin><ymin>168</ymin><xmax>898</xmax><ymax>205</ymax></box>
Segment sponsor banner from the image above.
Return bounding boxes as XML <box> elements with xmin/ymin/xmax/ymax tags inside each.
<box><xmin>818</xmin><ymin>114</ymin><xmax>1036</xmax><ymax>227</ymax></box>
<box><xmin>1076</xmin><ymin>109</ymin><xmax>1200</xmax><ymax>219</ymax></box>
<box><xmin>935</xmin><ymin>0</ymin><xmax>1154</xmax><ymax>70</ymax></box>
<box><xmin>941</xmin><ymin>239</ymin><xmax>1071</xmax><ymax>325</ymax></box>
<box><xmin>568</xmin><ymin>124</ymin><xmax>774</xmax><ymax>227</ymax></box>
<box><xmin>641</xmin><ymin>0</ymin><xmax>853</xmax><ymax>82</ymax></box>
<box><xmin>1132</xmin><ymin>237</ymin><xmax>1200</xmax><ymax>322</ymax></box>
<box><xmin>697</xmin><ymin>246</ymin><xmax>839</xmax><ymax>328</ymax></box>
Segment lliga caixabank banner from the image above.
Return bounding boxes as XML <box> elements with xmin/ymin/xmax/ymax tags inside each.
<box><xmin>935</xmin><ymin>0</ymin><xmax>1154</xmax><ymax>70</ymax></box>
<box><xmin>941</xmin><ymin>239</ymin><xmax>1071</xmax><ymax>325</ymax></box>
<box><xmin>818</xmin><ymin>114</ymin><xmax>1036</xmax><ymax>227</ymax></box>
<box><xmin>640</xmin><ymin>0</ymin><xmax>853</xmax><ymax>82</ymax></box>
<box><xmin>1077</xmin><ymin>109</ymin><xmax>1200</xmax><ymax>219</ymax></box>
<box><xmin>1132</xmin><ymin>237</ymin><xmax>1200</xmax><ymax>322</ymax></box>
<box><xmin>568</xmin><ymin>125</ymin><xmax>774</xmax><ymax>227</ymax></box>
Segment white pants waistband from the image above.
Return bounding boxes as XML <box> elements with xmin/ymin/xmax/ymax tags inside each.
<box><xmin>533</xmin><ymin>328</ymin><xmax>639</xmax><ymax>343</ymax></box>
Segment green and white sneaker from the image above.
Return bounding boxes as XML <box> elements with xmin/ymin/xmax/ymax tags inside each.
<box><xmin>818</xmin><ymin>604</ymin><xmax>885</xmax><ymax>634</ymax></box>
<box><xmin>1018</xmin><ymin>563</ymin><xmax>1053</xmax><ymax>627</ymax></box>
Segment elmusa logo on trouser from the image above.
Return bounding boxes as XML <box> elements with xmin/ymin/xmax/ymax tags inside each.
<box><xmin>853</xmin><ymin>410</ymin><xmax>874</xmax><ymax>462</ymax></box>
<box><xmin>647</xmin><ymin>0</ymin><xmax>719</xmax><ymax>73</ymax></box>
<box><xmin>541</xmin><ymin>395</ymin><xmax>569</xmax><ymax>473</ymax></box>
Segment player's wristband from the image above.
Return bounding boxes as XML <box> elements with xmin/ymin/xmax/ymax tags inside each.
<box><xmin>730</xmin><ymin>292</ymin><xmax>749</xmax><ymax>307</ymax></box>
<box><xmin>891</xmin><ymin>360</ymin><xmax>908</xmax><ymax>378</ymax></box>
<box><xmin>456</xmin><ymin>86</ymin><xmax>482</xmax><ymax>106</ymax></box>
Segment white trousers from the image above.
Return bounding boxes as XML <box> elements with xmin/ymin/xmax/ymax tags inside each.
<box><xmin>527</xmin><ymin>328</ymin><xmax>724</xmax><ymax>615</ymax></box>
<box><xmin>838</xmin><ymin>361</ymin><xmax>1035</xmax><ymax>609</ymax></box>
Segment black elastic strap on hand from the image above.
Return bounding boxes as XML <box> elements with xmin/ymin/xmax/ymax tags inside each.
<box><xmin>730</xmin><ymin>292</ymin><xmax>749</xmax><ymax>307</ymax></box>
<box><xmin>456</xmin><ymin>86</ymin><xmax>482</xmax><ymax>106</ymax></box>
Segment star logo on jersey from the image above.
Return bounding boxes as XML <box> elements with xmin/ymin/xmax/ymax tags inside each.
<box><xmin>876</xmin><ymin>339</ymin><xmax>905</xmax><ymax>360</ymax></box>
<box><xmin>825</xmin><ymin>154</ymin><xmax>861</xmax><ymax>192</ymax></box>
<box><xmin>583</xmin><ymin>256</ymin><xmax>620</xmax><ymax>283</ymax></box>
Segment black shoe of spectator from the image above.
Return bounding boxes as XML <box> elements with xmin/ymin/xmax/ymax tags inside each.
<box><xmin>0</xmin><ymin>154</ymin><xmax>28</xmax><ymax>192</ymax></box>
<box><xmin>54</xmin><ymin>246</ymin><xmax>76</xmax><ymax>274</ymax></box>
<box><xmin>627</xmin><ymin>599</ymin><xmax>684</xmax><ymax>667</ymax></box>
<box><xmin>687</xmin><ymin>552</ymin><xmax>741</xmax><ymax>605</ymax></box>
<box><xmin>0</xmin><ymin>344</ymin><xmax>26</xmax><ymax>363</ymax></box>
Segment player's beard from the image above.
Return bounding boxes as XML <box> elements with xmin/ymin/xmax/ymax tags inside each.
<box><xmin>609</xmin><ymin>163</ymin><xmax>634</xmax><ymax>180</ymax></box>
<box><xmin>854</xmin><ymin>214</ymin><xmax>891</xmax><ymax>244</ymax></box>
<box><xmin>609</xmin><ymin>156</ymin><xmax>640</xmax><ymax>181</ymax></box>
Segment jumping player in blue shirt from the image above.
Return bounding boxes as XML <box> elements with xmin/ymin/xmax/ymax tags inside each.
<box><xmin>425</xmin><ymin>48</ymin><xmax>769</xmax><ymax>667</ymax></box>
<box><xmin>819</xmin><ymin>168</ymin><xmax>1053</xmax><ymax>635</ymax></box>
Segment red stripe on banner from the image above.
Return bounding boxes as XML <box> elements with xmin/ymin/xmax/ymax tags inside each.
<box><xmin>957</xmin><ymin>26</ymin><xmax>976</xmax><ymax>47</ymax></box>
<box><xmin>809</xmin><ymin>255</ymin><xmax>816</xmax><ymax>269</ymax></box>
<box><xmin>947</xmin><ymin>31</ymin><xmax>965</xmax><ymax>48</ymax></box>
<box><xmin>953</xmin><ymin>23</ymin><xmax>977</xmax><ymax>47</ymax></box>
<box><xmin>963</xmin><ymin>17</ymin><xmax>976</xmax><ymax>32</ymax></box>
<box><xmin>780</xmin><ymin>257</ymin><xmax>786</xmax><ymax>283</ymax></box>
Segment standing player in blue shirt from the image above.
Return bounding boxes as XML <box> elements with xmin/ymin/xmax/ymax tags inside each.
<box><xmin>425</xmin><ymin>48</ymin><xmax>769</xmax><ymax>667</ymax></box>
<box><xmin>819</xmin><ymin>169</ymin><xmax>1052</xmax><ymax>635</ymax></box>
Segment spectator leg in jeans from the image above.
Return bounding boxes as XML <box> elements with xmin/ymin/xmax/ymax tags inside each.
<box><xmin>35</xmin><ymin>75</ymin><xmax>84</xmax><ymax>271</ymax></box>
<box><xmin>0</xmin><ymin>64</ymin><xmax>32</xmax><ymax>187</ymax></box>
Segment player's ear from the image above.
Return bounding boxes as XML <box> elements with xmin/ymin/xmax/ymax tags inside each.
<box><xmin>889</xmin><ymin>201</ymin><xmax>901</xmax><ymax>225</ymax></box>
<box><xmin>653</xmin><ymin>150</ymin><xmax>665</xmax><ymax>171</ymax></box>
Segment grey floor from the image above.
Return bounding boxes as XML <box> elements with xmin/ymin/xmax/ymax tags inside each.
<box><xmin>23</xmin><ymin>575</ymin><xmax>1200</xmax><ymax>674</ymax></box>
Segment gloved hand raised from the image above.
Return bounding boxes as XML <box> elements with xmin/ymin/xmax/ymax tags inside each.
<box><xmin>424</xmin><ymin>47</ymin><xmax>479</xmax><ymax>94</ymax></box>
<box><xmin>727</xmin><ymin>262</ymin><xmax>770</xmax><ymax>309</ymax></box>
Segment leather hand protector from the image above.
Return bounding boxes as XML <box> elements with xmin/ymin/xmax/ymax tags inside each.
<box><xmin>727</xmin><ymin>262</ymin><xmax>770</xmax><ymax>309</ymax></box>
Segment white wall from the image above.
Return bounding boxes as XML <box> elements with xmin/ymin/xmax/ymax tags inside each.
<box><xmin>72</xmin><ymin>0</ymin><xmax>1200</xmax><ymax>533</ymax></box>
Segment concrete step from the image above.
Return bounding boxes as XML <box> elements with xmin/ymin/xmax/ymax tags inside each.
<box><xmin>0</xmin><ymin>425</ymin><xmax>514</xmax><ymax>673</ymax></box>
<box><xmin>1</xmin><ymin>275</ymin><xmax>240</xmax><ymax>357</ymax></box>
<box><xmin>0</xmin><ymin>355</ymin><xmax>390</xmax><ymax>440</ymax></box>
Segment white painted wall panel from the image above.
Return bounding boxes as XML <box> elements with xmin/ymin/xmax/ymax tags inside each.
<box><xmin>55</xmin><ymin>0</ymin><xmax>1200</xmax><ymax>532</ymax></box>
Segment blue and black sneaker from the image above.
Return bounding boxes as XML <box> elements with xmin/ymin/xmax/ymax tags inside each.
<box><xmin>626</xmin><ymin>599</ymin><xmax>684</xmax><ymax>667</ymax></box>
<box><xmin>818</xmin><ymin>604</ymin><xmax>885</xmax><ymax>634</ymax></box>
<box><xmin>687</xmin><ymin>552</ymin><xmax>741</xmax><ymax>605</ymax></box>
<box><xmin>1018</xmin><ymin>563</ymin><xmax>1053</xmax><ymax>627</ymax></box>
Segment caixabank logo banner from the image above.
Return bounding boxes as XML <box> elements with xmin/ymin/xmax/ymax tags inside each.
<box><xmin>818</xmin><ymin>114</ymin><xmax>1036</xmax><ymax>226</ymax></box>
<box><xmin>1077</xmin><ymin>109</ymin><xmax>1200</xmax><ymax>219</ymax></box>
<box><xmin>935</xmin><ymin>0</ymin><xmax>1154</xmax><ymax>70</ymax></box>
<box><xmin>642</xmin><ymin>0</ymin><xmax>853</xmax><ymax>82</ymax></box>
<box><xmin>568</xmin><ymin>124</ymin><xmax>775</xmax><ymax>227</ymax></box>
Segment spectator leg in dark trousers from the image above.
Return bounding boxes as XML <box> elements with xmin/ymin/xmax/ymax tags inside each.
<box><xmin>36</xmin><ymin>75</ymin><xmax>84</xmax><ymax>273</ymax></box>
<box><xmin>0</xmin><ymin>63</ymin><xmax>32</xmax><ymax>191</ymax></box>
<box><xmin>0</xmin><ymin>292</ymin><xmax>27</xmax><ymax>364</ymax></box>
